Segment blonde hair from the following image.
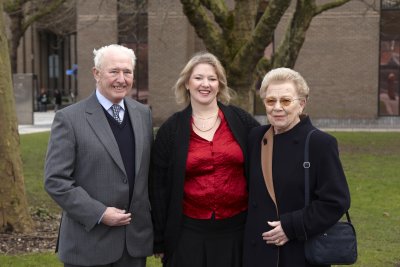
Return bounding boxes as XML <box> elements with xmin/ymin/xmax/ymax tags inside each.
<box><xmin>174</xmin><ymin>52</ymin><xmax>233</xmax><ymax>105</ymax></box>
<box><xmin>93</xmin><ymin>44</ymin><xmax>136</xmax><ymax>70</ymax></box>
<box><xmin>259</xmin><ymin>67</ymin><xmax>310</xmax><ymax>99</ymax></box>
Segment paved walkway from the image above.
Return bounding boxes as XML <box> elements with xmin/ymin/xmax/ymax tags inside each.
<box><xmin>18</xmin><ymin>111</ymin><xmax>55</xmax><ymax>135</ymax></box>
<box><xmin>19</xmin><ymin>111</ymin><xmax>400</xmax><ymax>134</ymax></box>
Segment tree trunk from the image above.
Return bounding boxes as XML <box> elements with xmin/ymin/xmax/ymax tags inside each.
<box><xmin>7</xmin><ymin>11</ymin><xmax>24</xmax><ymax>74</ymax></box>
<box><xmin>180</xmin><ymin>0</ymin><xmax>351</xmax><ymax>112</ymax></box>
<box><xmin>230</xmin><ymin>82</ymin><xmax>256</xmax><ymax>114</ymax></box>
<box><xmin>228</xmin><ymin>59</ymin><xmax>256</xmax><ymax>114</ymax></box>
<box><xmin>0</xmin><ymin>3</ymin><xmax>34</xmax><ymax>233</ymax></box>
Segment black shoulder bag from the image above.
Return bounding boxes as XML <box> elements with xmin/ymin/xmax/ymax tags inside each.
<box><xmin>303</xmin><ymin>129</ymin><xmax>358</xmax><ymax>265</ymax></box>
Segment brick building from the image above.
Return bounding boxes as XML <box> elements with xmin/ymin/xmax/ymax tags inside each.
<box><xmin>13</xmin><ymin>0</ymin><xmax>400</xmax><ymax>128</ymax></box>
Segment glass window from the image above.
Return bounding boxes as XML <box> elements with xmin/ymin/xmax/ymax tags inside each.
<box><xmin>118</xmin><ymin>0</ymin><xmax>148</xmax><ymax>104</ymax></box>
<box><xmin>379</xmin><ymin>2</ymin><xmax>400</xmax><ymax>116</ymax></box>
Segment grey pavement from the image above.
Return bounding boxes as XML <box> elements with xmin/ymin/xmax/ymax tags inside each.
<box><xmin>19</xmin><ymin>112</ymin><xmax>400</xmax><ymax>134</ymax></box>
<box><xmin>18</xmin><ymin>111</ymin><xmax>55</xmax><ymax>135</ymax></box>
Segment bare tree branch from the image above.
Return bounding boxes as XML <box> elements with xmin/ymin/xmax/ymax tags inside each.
<box><xmin>4</xmin><ymin>0</ymin><xmax>68</xmax><ymax>73</ymax></box>
<box><xmin>3</xmin><ymin>0</ymin><xmax>30</xmax><ymax>14</ymax></box>
<box><xmin>271</xmin><ymin>0</ymin><xmax>316</xmax><ymax>70</ymax></box>
<box><xmin>233</xmin><ymin>0</ymin><xmax>291</xmax><ymax>76</ymax></box>
<box><xmin>21</xmin><ymin>0</ymin><xmax>66</xmax><ymax>32</ymax></box>
<box><xmin>315</xmin><ymin>0</ymin><xmax>351</xmax><ymax>15</ymax></box>
<box><xmin>199</xmin><ymin>0</ymin><xmax>231</xmax><ymax>32</ymax></box>
<box><xmin>180</xmin><ymin>0</ymin><xmax>226</xmax><ymax>57</ymax></box>
<box><xmin>36</xmin><ymin>0</ymin><xmax>76</xmax><ymax>36</ymax></box>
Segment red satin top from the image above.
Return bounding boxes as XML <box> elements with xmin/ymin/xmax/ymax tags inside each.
<box><xmin>183</xmin><ymin>110</ymin><xmax>248</xmax><ymax>219</ymax></box>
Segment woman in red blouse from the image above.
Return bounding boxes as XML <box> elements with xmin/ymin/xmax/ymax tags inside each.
<box><xmin>150</xmin><ymin>52</ymin><xmax>259</xmax><ymax>267</ymax></box>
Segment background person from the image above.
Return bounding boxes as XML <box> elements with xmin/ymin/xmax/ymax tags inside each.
<box><xmin>54</xmin><ymin>89</ymin><xmax>62</xmax><ymax>112</ymax></box>
<box><xmin>38</xmin><ymin>88</ymin><xmax>48</xmax><ymax>112</ymax></box>
<box><xmin>379</xmin><ymin>72</ymin><xmax>399</xmax><ymax>115</ymax></box>
<box><xmin>243</xmin><ymin>67</ymin><xmax>351</xmax><ymax>267</ymax></box>
<box><xmin>150</xmin><ymin>52</ymin><xmax>259</xmax><ymax>267</ymax></box>
<box><xmin>44</xmin><ymin>44</ymin><xmax>153</xmax><ymax>267</ymax></box>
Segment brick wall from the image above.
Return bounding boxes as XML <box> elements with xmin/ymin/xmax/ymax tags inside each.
<box><xmin>148</xmin><ymin>0</ymin><xmax>384</xmax><ymax>127</ymax></box>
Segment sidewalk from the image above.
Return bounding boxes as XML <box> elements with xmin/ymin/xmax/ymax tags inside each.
<box><xmin>19</xmin><ymin>112</ymin><xmax>400</xmax><ymax>134</ymax></box>
<box><xmin>18</xmin><ymin>111</ymin><xmax>55</xmax><ymax>135</ymax></box>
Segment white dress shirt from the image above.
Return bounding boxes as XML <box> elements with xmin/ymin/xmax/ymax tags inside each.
<box><xmin>96</xmin><ymin>89</ymin><xmax>125</xmax><ymax>121</ymax></box>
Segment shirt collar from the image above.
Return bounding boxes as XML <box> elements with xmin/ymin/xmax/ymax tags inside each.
<box><xmin>96</xmin><ymin>89</ymin><xmax>125</xmax><ymax>111</ymax></box>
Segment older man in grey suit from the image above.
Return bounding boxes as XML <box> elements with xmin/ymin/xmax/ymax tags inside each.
<box><xmin>45</xmin><ymin>44</ymin><xmax>153</xmax><ymax>267</ymax></box>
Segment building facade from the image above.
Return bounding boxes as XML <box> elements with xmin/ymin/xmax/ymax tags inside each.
<box><xmin>13</xmin><ymin>0</ymin><xmax>400</xmax><ymax>128</ymax></box>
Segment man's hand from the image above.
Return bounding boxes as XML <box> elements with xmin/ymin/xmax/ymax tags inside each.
<box><xmin>101</xmin><ymin>207</ymin><xmax>131</xmax><ymax>226</ymax></box>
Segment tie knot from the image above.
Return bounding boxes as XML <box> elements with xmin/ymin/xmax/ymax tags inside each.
<box><xmin>112</xmin><ymin>104</ymin><xmax>121</xmax><ymax>113</ymax></box>
<box><xmin>111</xmin><ymin>104</ymin><xmax>122</xmax><ymax>124</ymax></box>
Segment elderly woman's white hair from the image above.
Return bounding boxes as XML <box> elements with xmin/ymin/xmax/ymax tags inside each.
<box><xmin>259</xmin><ymin>67</ymin><xmax>310</xmax><ymax>100</ymax></box>
<box><xmin>93</xmin><ymin>44</ymin><xmax>136</xmax><ymax>70</ymax></box>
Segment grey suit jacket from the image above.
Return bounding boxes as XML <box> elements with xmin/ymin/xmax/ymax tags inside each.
<box><xmin>44</xmin><ymin>93</ymin><xmax>153</xmax><ymax>266</ymax></box>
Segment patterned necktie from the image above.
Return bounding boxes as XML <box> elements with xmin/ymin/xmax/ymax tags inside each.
<box><xmin>111</xmin><ymin>104</ymin><xmax>122</xmax><ymax>124</ymax></box>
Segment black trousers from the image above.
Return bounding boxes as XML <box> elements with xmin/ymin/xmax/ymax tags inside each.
<box><xmin>165</xmin><ymin>211</ymin><xmax>246</xmax><ymax>267</ymax></box>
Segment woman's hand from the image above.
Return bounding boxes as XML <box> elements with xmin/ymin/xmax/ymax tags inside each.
<box><xmin>262</xmin><ymin>221</ymin><xmax>289</xmax><ymax>246</ymax></box>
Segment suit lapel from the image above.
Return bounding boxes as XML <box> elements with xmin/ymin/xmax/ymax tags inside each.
<box><xmin>125</xmin><ymin>99</ymin><xmax>143</xmax><ymax>177</ymax></box>
<box><xmin>85</xmin><ymin>93</ymin><xmax>126</xmax><ymax>175</ymax></box>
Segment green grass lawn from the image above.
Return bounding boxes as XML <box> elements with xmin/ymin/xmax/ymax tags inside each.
<box><xmin>331</xmin><ymin>132</ymin><xmax>400</xmax><ymax>267</ymax></box>
<box><xmin>0</xmin><ymin>131</ymin><xmax>399</xmax><ymax>266</ymax></box>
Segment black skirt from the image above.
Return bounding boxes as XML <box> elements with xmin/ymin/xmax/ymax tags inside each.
<box><xmin>165</xmin><ymin>211</ymin><xmax>246</xmax><ymax>267</ymax></box>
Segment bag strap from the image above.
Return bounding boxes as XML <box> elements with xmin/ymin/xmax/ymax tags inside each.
<box><xmin>303</xmin><ymin>129</ymin><xmax>317</xmax><ymax>207</ymax></box>
<box><xmin>303</xmin><ymin>129</ymin><xmax>352</xmax><ymax>223</ymax></box>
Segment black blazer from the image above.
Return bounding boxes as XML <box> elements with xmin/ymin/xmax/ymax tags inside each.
<box><xmin>150</xmin><ymin>102</ymin><xmax>260</xmax><ymax>257</ymax></box>
<box><xmin>243</xmin><ymin>117</ymin><xmax>351</xmax><ymax>267</ymax></box>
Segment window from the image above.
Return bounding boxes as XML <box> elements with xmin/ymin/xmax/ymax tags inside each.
<box><xmin>379</xmin><ymin>1</ymin><xmax>400</xmax><ymax>116</ymax></box>
<box><xmin>118</xmin><ymin>0</ymin><xmax>149</xmax><ymax>104</ymax></box>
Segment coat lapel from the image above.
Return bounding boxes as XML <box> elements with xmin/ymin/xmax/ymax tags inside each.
<box><xmin>261</xmin><ymin>127</ymin><xmax>277</xmax><ymax>208</ymax></box>
<box><xmin>219</xmin><ymin>103</ymin><xmax>246</xmax><ymax>152</ymax></box>
<box><xmin>85</xmin><ymin>93</ymin><xmax>126</xmax><ymax>175</ymax></box>
<box><xmin>125</xmin><ymin>99</ymin><xmax>144</xmax><ymax>177</ymax></box>
<box><xmin>175</xmin><ymin>105</ymin><xmax>192</xmax><ymax>181</ymax></box>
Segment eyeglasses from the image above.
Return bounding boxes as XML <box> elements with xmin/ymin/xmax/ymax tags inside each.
<box><xmin>264</xmin><ymin>97</ymin><xmax>301</xmax><ymax>107</ymax></box>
